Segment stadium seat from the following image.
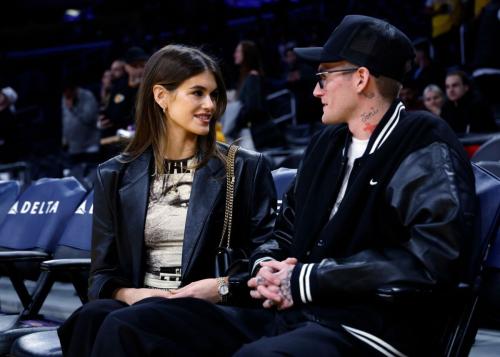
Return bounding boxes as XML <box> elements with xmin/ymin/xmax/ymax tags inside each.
<box><xmin>271</xmin><ymin>168</ymin><xmax>296</xmax><ymax>213</ymax></box>
<box><xmin>0</xmin><ymin>179</ymin><xmax>87</xmax><ymax>355</ymax></box>
<box><xmin>471</xmin><ymin>135</ymin><xmax>500</xmax><ymax>163</ymax></box>
<box><xmin>476</xmin><ymin>161</ymin><xmax>500</xmax><ymax>179</ymax></box>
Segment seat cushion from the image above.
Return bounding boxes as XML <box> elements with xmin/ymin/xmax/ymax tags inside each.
<box><xmin>10</xmin><ymin>330</ymin><xmax>62</xmax><ymax>357</ymax></box>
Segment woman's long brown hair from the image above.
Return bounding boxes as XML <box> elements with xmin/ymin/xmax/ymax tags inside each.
<box><xmin>237</xmin><ymin>41</ymin><xmax>265</xmax><ymax>90</ymax></box>
<box><xmin>121</xmin><ymin>44</ymin><xmax>228</xmax><ymax>176</ymax></box>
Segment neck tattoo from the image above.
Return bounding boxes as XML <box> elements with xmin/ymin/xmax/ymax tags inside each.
<box><xmin>363</xmin><ymin>122</ymin><xmax>377</xmax><ymax>133</ymax></box>
<box><xmin>361</xmin><ymin>107</ymin><xmax>379</xmax><ymax>122</ymax></box>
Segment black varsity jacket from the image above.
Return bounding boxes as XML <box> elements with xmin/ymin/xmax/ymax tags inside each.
<box><xmin>250</xmin><ymin>100</ymin><xmax>475</xmax><ymax>315</ymax></box>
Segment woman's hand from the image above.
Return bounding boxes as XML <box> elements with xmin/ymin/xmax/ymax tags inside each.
<box><xmin>113</xmin><ymin>287</ymin><xmax>172</xmax><ymax>305</ymax></box>
<box><xmin>169</xmin><ymin>278</ymin><xmax>223</xmax><ymax>304</ymax></box>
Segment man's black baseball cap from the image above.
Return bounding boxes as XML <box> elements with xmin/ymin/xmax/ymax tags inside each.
<box><xmin>294</xmin><ymin>15</ymin><xmax>415</xmax><ymax>83</ymax></box>
<box><xmin>124</xmin><ymin>46</ymin><xmax>149</xmax><ymax>64</ymax></box>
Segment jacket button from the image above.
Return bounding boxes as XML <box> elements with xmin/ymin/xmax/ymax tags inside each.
<box><xmin>306</xmin><ymin>251</ymin><xmax>310</xmax><ymax>256</ymax></box>
<box><xmin>318</xmin><ymin>240</ymin><xmax>324</xmax><ymax>246</ymax></box>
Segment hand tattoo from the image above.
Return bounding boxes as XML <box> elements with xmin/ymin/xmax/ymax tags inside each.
<box><xmin>278</xmin><ymin>269</ymin><xmax>293</xmax><ymax>305</ymax></box>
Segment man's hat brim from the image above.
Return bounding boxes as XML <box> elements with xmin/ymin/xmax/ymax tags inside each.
<box><xmin>293</xmin><ymin>47</ymin><xmax>343</xmax><ymax>67</ymax></box>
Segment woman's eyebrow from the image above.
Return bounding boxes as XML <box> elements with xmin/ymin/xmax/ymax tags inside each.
<box><xmin>189</xmin><ymin>85</ymin><xmax>207</xmax><ymax>90</ymax></box>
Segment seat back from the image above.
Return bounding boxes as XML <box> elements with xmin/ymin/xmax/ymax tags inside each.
<box><xmin>0</xmin><ymin>180</ymin><xmax>20</xmax><ymax>227</ymax></box>
<box><xmin>272</xmin><ymin>168</ymin><xmax>297</xmax><ymax>213</ymax></box>
<box><xmin>0</xmin><ymin>177</ymin><xmax>87</xmax><ymax>252</ymax></box>
<box><xmin>53</xmin><ymin>190</ymin><xmax>94</xmax><ymax>260</ymax></box>
<box><xmin>465</xmin><ymin>163</ymin><xmax>500</xmax><ymax>286</ymax></box>
<box><xmin>441</xmin><ymin>163</ymin><xmax>500</xmax><ymax>356</ymax></box>
<box><xmin>471</xmin><ymin>135</ymin><xmax>500</xmax><ymax>163</ymax></box>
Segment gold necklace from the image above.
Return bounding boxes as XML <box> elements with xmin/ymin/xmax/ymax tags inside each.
<box><xmin>163</xmin><ymin>151</ymin><xmax>199</xmax><ymax>195</ymax></box>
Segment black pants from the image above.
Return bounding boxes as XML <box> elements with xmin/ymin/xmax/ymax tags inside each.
<box><xmin>58</xmin><ymin>299</ymin><xmax>129</xmax><ymax>357</ymax></box>
<box><xmin>82</xmin><ymin>297</ymin><xmax>431</xmax><ymax>357</ymax></box>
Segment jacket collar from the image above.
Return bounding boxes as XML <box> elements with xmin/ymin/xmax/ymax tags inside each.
<box><xmin>341</xmin><ymin>100</ymin><xmax>405</xmax><ymax>158</ymax></box>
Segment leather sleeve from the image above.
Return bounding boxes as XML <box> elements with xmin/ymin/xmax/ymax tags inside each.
<box><xmin>249</xmin><ymin>173</ymin><xmax>297</xmax><ymax>275</ymax></box>
<box><xmin>245</xmin><ymin>153</ymin><xmax>279</xmax><ymax>253</ymax></box>
<box><xmin>291</xmin><ymin>142</ymin><xmax>476</xmax><ymax>305</ymax></box>
<box><xmin>88</xmin><ymin>165</ymin><xmax>134</xmax><ymax>301</ymax></box>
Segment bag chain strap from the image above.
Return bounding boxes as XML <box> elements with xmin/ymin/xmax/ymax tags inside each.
<box><xmin>219</xmin><ymin>145</ymin><xmax>239</xmax><ymax>248</ymax></box>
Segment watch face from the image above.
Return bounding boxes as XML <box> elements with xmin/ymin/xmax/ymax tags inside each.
<box><xmin>219</xmin><ymin>285</ymin><xmax>229</xmax><ymax>295</ymax></box>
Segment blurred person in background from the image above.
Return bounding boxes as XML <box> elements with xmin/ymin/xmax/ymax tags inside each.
<box><xmin>110</xmin><ymin>59</ymin><xmax>125</xmax><ymax>85</ymax></box>
<box><xmin>99</xmin><ymin>69</ymin><xmax>113</xmax><ymax>109</ymax></box>
<box><xmin>281</xmin><ymin>47</ymin><xmax>319</xmax><ymax>123</ymax></box>
<box><xmin>406</xmin><ymin>39</ymin><xmax>446</xmax><ymax>95</ymax></box>
<box><xmin>61</xmin><ymin>81</ymin><xmax>100</xmax><ymax>166</ymax></box>
<box><xmin>441</xmin><ymin>70</ymin><xmax>497</xmax><ymax>133</ymax></box>
<box><xmin>98</xmin><ymin>47</ymin><xmax>148</xmax><ymax>137</ymax></box>
<box><xmin>425</xmin><ymin>0</ymin><xmax>468</xmax><ymax>66</ymax></box>
<box><xmin>471</xmin><ymin>0</ymin><xmax>500</xmax><ymax>120</ymax></box>
<box><xmin>423</xmin><ymin>84</ymin><xmax>446</xmax><ymax>117</ymax></box>
<box><xmin>399</xmin><ymin>79</ymin><xmax>426</xmax><ymax>111</ymax></box>
<box><xmin>229</xmin><ymin>41</ymin><xmax>284</xmax><ymax>150</ymax></box>
<box><xmin>0</xmin><ymin>86</ymin><xmax>18</xmax><ymax>164</ymax></box>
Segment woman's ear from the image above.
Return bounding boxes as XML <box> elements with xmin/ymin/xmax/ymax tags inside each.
<box><xmin>153</xmin><ymin>85</ymin><xmax>169</xmax><ymax>111</ymax></box>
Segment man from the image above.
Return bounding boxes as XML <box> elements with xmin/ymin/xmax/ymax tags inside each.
<box><xmin>98</xmin><ymin>46</ymin><xmax>148</xmax><ymax>137</ymax></box>
<box><xmin>110</xmin><ymin>59</ymin><xmax>125</xmax><ymax>84</ymax></box>
<box><xmin>61</xmin><ymin>82</ymin><xmax>100</xmax><ymax>164</ymax></box>
<box><xmin>91</xmin><ymin>15</ymin><xmax>476</xmax><ymax>356</ymax></box>
<box><xmin>405</xmin><ymin>39</ymin><xmax>445</xmax><ymax>95</ymax></box>
<box><xmin>441</xmin><ymin>70</ymin><xmax>497</xmax><ymax>133</ymax></box>
<box><xmin>399</xmin><ymin>79</ymin><xmax>426</xmax><ymax>111</ymax></box>
<box><xmin>472</xmin><ymin>0</ymin><xmax>500</xmax><ymax>120</ymax></box>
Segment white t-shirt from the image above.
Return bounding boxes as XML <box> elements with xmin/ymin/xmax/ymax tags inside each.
<box><xmin>330</xmin><ymin>137</ymin><xmax>369</xmax><ymax>218</ymax></box>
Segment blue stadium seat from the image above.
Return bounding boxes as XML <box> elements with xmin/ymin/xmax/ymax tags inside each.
<box><xmin>0</xmin><ymin>179</ymin><xmax>87</xmax><ymax>355</ymax></box>
<box><xmin>271</xmin><ymin>168</ymin><xmax>296</xmax><ymax>213</ymax></box>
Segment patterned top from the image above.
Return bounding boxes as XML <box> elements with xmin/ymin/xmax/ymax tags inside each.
<box><xmin>143</xmin><ymin>155</ymin><xmax>197</xmax><ymax>290</ymax></box>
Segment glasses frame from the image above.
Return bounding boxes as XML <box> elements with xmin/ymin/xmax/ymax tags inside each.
<box><xmin>315</xmin><ymin>68</ymin><xmax>360</xmax><ymax>89</ymax></box>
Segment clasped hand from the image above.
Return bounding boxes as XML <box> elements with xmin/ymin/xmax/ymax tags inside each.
<box><xmin>247</xmin><ymin>257</ymin><xmax>297</xmax><ymax>310</ymax></box>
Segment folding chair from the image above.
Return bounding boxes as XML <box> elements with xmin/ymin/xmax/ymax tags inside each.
<box><xmin>376</xmin><ymin>163</ymin><xmax>500</xmax><ymax>356</ymax></box>
<box><xmin>0</xmin><ymin>178</ymin><xmax>86</xmax><ymax>355</ymax></box>
<box><xmin>8</xmin><ymin>190</ymin><xmax>93</xmax><ymax>357</ymax></box>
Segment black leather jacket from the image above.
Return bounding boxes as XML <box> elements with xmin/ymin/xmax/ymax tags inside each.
<box><xmin>89</xmin><ymin>143</ymin><xmax>276</xmax><ymax>301</ymax></box>
<box><xmin>251</xmin><ymin>102</ymin><xmax>476</xmax><ymax>318</ymax></box>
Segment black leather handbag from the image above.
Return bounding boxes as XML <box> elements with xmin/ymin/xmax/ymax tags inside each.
<box><xmin>214</xmin><ymin>145</ymin><xmax>248</xmax><ymax>278</ymax></box>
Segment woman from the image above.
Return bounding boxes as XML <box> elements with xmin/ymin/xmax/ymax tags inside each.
<box><xmin>229</xmin><ymin>41</ymin><xmax>284</xmax><ymax>150</ymax></box>
<box><xmin>58</xmin><ymin>44</ymin><xmax>277</xmax><ymax>356</ymax></box>
<box><xmin>423</xmin><ymin>84</ymin><xmax>446</xmax><ymax>117</ymax></box>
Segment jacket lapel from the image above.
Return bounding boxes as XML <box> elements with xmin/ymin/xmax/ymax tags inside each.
<box><xmin>119</xmin><ymin>151</ymin><xmax>152</xmax><ymax>287</ymax></box>
<box><xmin>181</xmin><ymin>151</ymin><xmax>225</xmax><ymax>280</ymax></box>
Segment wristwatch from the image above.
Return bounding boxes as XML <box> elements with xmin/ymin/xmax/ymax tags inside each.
<box><xmin>217</xmin><ymin>277</ymin><xmax>229</xmax><ymax>303</ymax></box>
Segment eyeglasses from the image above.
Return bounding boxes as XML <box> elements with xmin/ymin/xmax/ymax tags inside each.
<box><xmin>315</xmin><ymin>68</ymin><xmax>360</xmax><ymax>89</ymax></box>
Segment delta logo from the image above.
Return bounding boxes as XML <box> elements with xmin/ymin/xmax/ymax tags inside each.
<box><xmin>74</xmin><ymin>200</ymin><xmax>93</xmax><ymax>215</ymax></box>
<box><xmin>8</xmin><ymin>201</ymin><xmax>60</xmax><ymax>215</ymax></box>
